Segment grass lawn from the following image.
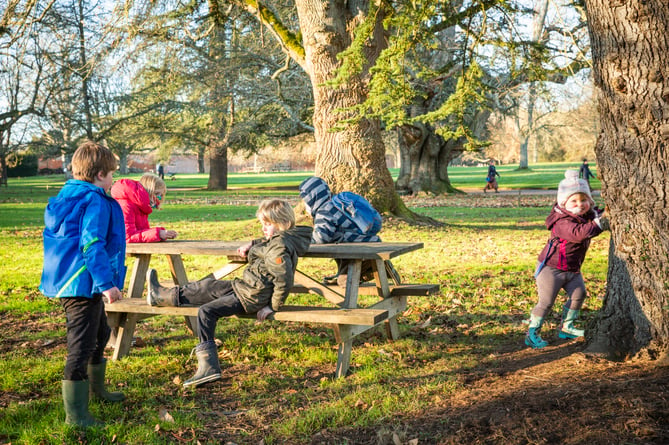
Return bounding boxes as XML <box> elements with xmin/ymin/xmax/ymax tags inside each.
<box><xmin>3</xmin><ymin>165</ymin><xmax>662</xmax><ymax>445</ymax></box>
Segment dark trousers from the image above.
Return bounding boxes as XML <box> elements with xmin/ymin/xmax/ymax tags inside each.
<box><xmin>178</xmin><ymin>278</ymin><xmax>244</xmax><ymax>344</ymax></box>
<box><xmin>60</xmin><ymin>294</ymin><xmax>110</xmax><ymax>380</ymax></box>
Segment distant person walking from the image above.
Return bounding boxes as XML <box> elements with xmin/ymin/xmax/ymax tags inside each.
<box><xmin>157</xmin><ymin>163</ymin><xmax>165</xmax><ymax>180</ymax></box>
<box><xmin>483</xmin><ymin>160</ymin><xmax>500</xmax><ymax>193</ymax></box>
<box><xmin>579</xmin><ymin>158</ymin><xmax>595</xmax><ymax>192</ymax></box>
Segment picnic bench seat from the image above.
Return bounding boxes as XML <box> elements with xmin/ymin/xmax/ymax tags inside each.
<box><xmin>105</xmin><ymin>298</ymin><xmax>391</xmax><ymax>378</ymax></box>
<box><xmin>105</xmin><ymin>300</ymin><xmax>389</xmax><ymax>326</ymax></box>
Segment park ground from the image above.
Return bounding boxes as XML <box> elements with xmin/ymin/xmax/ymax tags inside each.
<box><xmin>1</xmin><ymin>174</ymin><xmax>668</xmax><ymax>444</ymax></box>
<box><xmin>310</xmin><ymin>343</ymin><xmax>669</xmax><ymax>444</ymax></box>
<box><xmin>2</xmin><ymin>315</ymin><xmax>667</xmax><ymax>444</ymax></box>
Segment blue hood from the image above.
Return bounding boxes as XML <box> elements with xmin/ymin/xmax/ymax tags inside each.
<box><xmin>44</xmin><ymin>180</ymin><xmax>107</xmax><ymax>234</ymax></box>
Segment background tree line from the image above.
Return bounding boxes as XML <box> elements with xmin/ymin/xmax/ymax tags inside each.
<box><xmin>2</xmin><ymin>0</ymin><xmax>591</xmax><ymax>194</ymax></box>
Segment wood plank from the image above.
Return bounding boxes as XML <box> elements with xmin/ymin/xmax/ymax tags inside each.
<box><xmin>292</xmin><ymin>271</ymin><xmax>345</xmax><ymax>305</ymax></box>
<box><xmin>290</xmin><ymin>283</ymin><xmax>440</xmax><ymax>297</ymax></box>
<box><xmin>127</xmin><ymin>254</ymin><xmax>151</xmax><ymax>299</ymax></box>
<box><xmin>106</xmin><ymin>299</ymin><xmax>200</xmax><ymax>316</ymax></box>
<box><xmin>105</xmin><ymin>300</ymin><xmax>388</xmax><ymax>326</ymax></box>
<box><xmin>373</xmin><ymin>258</ymin><xmax>390</xmax><ymax>298</ymax></box>
<box><xmin>303</xmin><ymin>242</ymin><xmax>424</xmax><ymax>260</ymax></box>
<box><xmin>335</xmin><ymin>332</ymin><xmax>353</xmax><ymax>378</ymax></box>
<box><xmin>126</xmin><ymin>240</ymin><xmax>424</xmax><ymax>260</ymax></box>
<box><xmin>269</xmin><ymin>306</ymin><xmax>387</xmax><ymax>325</ymax></box>
<box><xmin>126</xmin><ymin>240</ymin><xmax>244</xmax><ymax>256</ymax></box>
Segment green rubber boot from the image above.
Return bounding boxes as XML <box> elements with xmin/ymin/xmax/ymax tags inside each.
<box><xmin>559</xmin><ymin>308</ymin><xmax>585</xmax><ymax>339</ymax></box>
<box><xmin>88</xmin><ymin>359</ymin><xmax>125</xmax><ymax>402</ymax></box>
<box><xmin>62</xmin><ymin>380</ymin><xmax>102</xmax><ymax>427</ymax></box>
<box><xmin>525</xmin><ymin>314</ymin><xmax>548</xmax><ymax>349</ymax></box>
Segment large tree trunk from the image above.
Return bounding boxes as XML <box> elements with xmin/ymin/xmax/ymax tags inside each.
<box><xmin>206</xmin><ymin>9</ymin><xmax>230</xmax><ymax>191</ymax></box>
<box><xmin>584</xmin><ymin>0</ymin><xmax>669</xmax><ymax>359</ymax></box>
<box><xmin>197</xmin><ymin>147</ymin><xmax>205</xmax><ymax>174</ymax></box>
<box><xmin>395</xmin><ymin>123</ymin><xmax>461</xmax><ymax>195</ymax></box>
<box><xmin>517</xmin><ymin>0</ymin><xmax>548</xmax><ymax>170</ymax></box>
<box><xmin>293</xmin><ymin>0</ymin><xmax>407</xmax><ymax>215</ymax></box>
<box><xmin>0</xmin><ymin>153</ymin><xmax>7</xmax><ymax>186</ymax></box>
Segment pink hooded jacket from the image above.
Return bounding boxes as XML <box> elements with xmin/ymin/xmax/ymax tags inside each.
<box><xmin>110</xmin><ymin>179</ymin><xmax>165</xmax><ymax>243</ymax></box>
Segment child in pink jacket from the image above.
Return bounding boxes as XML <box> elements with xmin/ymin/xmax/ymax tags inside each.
<box><xmin>111</xmin><ymin>173</ymin><xmax>177</xmax><ymax>242</ymax></box>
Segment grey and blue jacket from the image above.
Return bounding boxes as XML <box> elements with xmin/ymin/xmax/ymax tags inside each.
<box><xmin>298</xmin><ymin>176</ymin><xmax>381</xmax><ymax>244</ymax></box>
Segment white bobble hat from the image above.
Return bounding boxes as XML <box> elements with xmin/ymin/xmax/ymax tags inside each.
<box><xmin>557</xmin><ymin>169</ymin><xmax>592</xmax><ymax>207</ymax></box>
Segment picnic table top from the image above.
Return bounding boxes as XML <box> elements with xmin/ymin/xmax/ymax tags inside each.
<box><xmin>125</xmin><ymin>240</ymin><xmax>423</xmax><ymax>260</ymax></box>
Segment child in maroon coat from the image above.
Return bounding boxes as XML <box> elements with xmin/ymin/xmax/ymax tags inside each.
<box><xmin>526</xmin><ymin>170</ymin><xmax>609</xmax><ymax>349</ymax></box>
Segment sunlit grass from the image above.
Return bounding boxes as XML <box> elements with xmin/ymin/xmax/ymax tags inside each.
<box><xmin>0</xmin><ymin>168</ymin><xmax>610</xmax><ymax>444</ymax></box>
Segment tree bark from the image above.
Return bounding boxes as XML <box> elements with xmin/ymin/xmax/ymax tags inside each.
<box><xmin>206</xmin><ymin>4</ymin><xmax>231</xmax><ymax>191</ymax></box>
<box><xmin>293</xmin><ymin>0</ymin><xmax>406</xmax><ymax>214</ymax></box>
<box><xmin>395</xmin><ymin>123</ymin><xmax>462</xmax><ymax>195</ymax></box>
<box><xmin>0</xmin><ymin>154</ymin><xmax>7</xmax><ymax>186</ymax></box>
<box><xmin>197</xmin><ymin>147</ymin><xmax>205</xmax><ymax>174</ymax></box>
<box><xmin>75</xmin><ymin>0</ymin><xmax>94</xmax><ymax>140</ymax></box>
<box><xmin>208</xmin><ymin>146</ymin><xmax>228</xmax><ymax>189</ymax></box>
<box><xmin>584</xmin><ymin>0</ymin><xmax>669</xmax><ymax>359</ymax></box>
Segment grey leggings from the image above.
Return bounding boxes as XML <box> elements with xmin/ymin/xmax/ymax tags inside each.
<box><xmin>532</xmin><ymin>265</ymin><xmax>586</xmax><ymax>318</ymax></box>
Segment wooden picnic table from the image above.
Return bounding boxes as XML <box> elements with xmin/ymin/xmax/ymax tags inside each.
<box><xmin>106</xmin><ymin>240</ymin><xmax>438</xmax><ymax>378</ymax></box>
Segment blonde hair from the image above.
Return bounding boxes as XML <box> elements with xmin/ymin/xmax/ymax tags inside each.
<box><xmin>71</xmin><ymin>141</ymin><xmax>117</xmax><ymax>182</ymax></box>
<box><xmin>256</xmin><ymin>199</ymin><xmax>295</xmax><ymax>231</ymax></box>
<box><xmin>139</xmin><ymin>173</ymin><xmax>166</xmax><ymax>197</ymax></box>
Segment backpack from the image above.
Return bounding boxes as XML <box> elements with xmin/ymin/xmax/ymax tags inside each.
<box><xmin>331</xmin><ymin>191</ymin><xmax>382</xmax><ymax>236</ymax></box>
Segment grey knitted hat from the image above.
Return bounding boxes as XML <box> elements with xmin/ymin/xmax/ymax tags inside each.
<box><xmin>557</xmin><ymin>170</ymin><xmax>592</xmax><ymax>207</ymax></box>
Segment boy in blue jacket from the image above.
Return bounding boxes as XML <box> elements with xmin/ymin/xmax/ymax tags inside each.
<box><xmin>40</xmin><ymin>141</ymin><xmax>127</xmax><ymax>427</ymax></box>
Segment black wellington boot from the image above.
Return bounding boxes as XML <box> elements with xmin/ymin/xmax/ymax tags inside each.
<box><xmin>146</xmin><ymin>269</ymin><xmax>179</xmax><ymax>307</ymax></box>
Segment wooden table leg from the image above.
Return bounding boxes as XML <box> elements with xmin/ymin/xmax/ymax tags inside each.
<box><xmin>106</xmin><ymin>312</ymin><xmax>121</xmax><ymax>349</ymax></box>
<box><xmin>111</xmin><ymin>313</ymin><xmax>139</xmax><ymax>360</ymax></box>
<box><xmin>167</xmin><ymin>254</ymin><xmax>188</xmax><ymax>285</ymax></box>
<box><xmin>335</xmin><ymin>325</ymin><xmax>353</xmax><ymax>378</ymax></box>
<box><xmin>373</xmin><ymin>259</ymin><xmax>391</xmax><ymax>298</ymax></box>
<box><xmin>110</xmin><ymin>254</ymin><xmax>150</xmax><ymax>352</ymax></box>
<box><xmin>343</xmin><ymin>260</ymin><xmax>362</xmax><ymax>308</ymax></box>
<box><xmin>334</xmin><ymin>263</ymin><xmax>362</xmax><ymax>378</ymax></box>
<box><xmin>384</xmin><ymin>318</ymin><xmax>400</xmax><ymax>340</ymax></box>
<box><xmin>210</xmin><ymin>262</ymin><xmax>245</xmax><ymax>280</ymax></box>
<box><xmin>127</xmin><ymin>254</ymin><xmax>151</xmax><ymax>299</ymax></box>
<box><xmin>165</xmin><ymin>254</ymin><xmax>199</xmax><ymax>336</ymax></box>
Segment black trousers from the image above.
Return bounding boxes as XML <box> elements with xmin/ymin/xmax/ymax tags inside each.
<box><xmin>178</xmin><ymin>278</ymin><xmax>244</xmax><ymax>344</ymax></box>
<box><xmin>60</xmin><ymin>294</ymin><xmax>110</xmax><ymax>380</ymax></box>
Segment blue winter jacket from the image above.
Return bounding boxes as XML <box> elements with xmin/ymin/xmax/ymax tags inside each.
<box><xmin>39</xmin><ymin>180</ymin><xmax>127</xmax><ymax>298</ymax></box>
